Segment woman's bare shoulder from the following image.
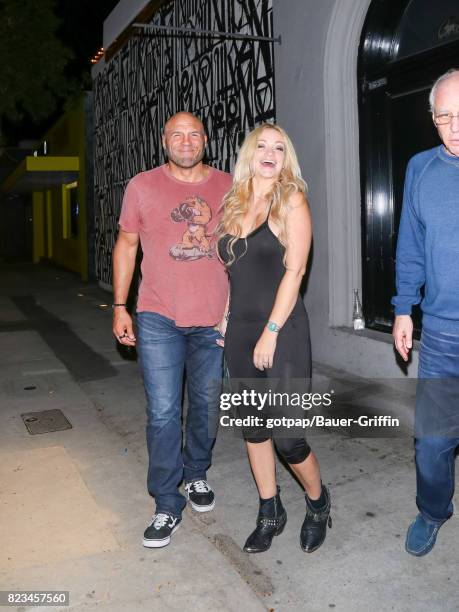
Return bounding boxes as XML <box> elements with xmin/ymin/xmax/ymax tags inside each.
<box><xmin>287</xmin><ymin>190</ymin><xmax>308</xmax><ymax>210</ymax></box>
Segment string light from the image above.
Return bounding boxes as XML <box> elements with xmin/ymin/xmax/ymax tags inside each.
<box><xmin>90</xmin><ymin>47</ymin><xmax>104</xmax><ymax>64</ymax></box>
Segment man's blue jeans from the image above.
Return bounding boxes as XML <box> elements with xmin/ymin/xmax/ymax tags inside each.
<box><xmin>415</xmin><ymin>326</ymin><xmax>459</xmax><ymax>524</ymax></box>
<box><xmin>136</xmin><ymin>312</ymin><xmax>223</xmax><ymax>518</ymax></box>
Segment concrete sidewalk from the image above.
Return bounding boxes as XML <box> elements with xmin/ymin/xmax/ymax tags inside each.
<box><xmin>0</xmin><ymin>263</ymin><xmax>457</xmax><ymax>612</ymax></box>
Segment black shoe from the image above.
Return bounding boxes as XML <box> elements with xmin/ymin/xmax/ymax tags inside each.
<box><xmin>405</xmin><ymin>514</ymin><xmax>441</xmax><ymax>557</ymax></box>
<box><xmin>300</xmin><ymin>485</ymin><xmax>332</xmax><ymax>553</ymax></box>
<box><xmin>185</xmin><ymin>479</ymin><xmax>215</xmax><ymax>512</ymax></box>
<box><xmin>243</xmin><ymin>487</ymin><xmax>287</xmax><ymax>553</ymax></box>
<box><xmin>143</xmin><ymin>512</ymin><xmax>181</xmax><ymax>548</ymax></box>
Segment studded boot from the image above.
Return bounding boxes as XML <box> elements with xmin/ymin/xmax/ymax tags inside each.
<box><xmin>243</xmin><ymin>487</ymin><xmax>287</xmax><ymax>553</ymax></box>
<box><xmin>300</xmin><ymin>485</ymin><xmax>332</xmax><ymax>553</ymax></box>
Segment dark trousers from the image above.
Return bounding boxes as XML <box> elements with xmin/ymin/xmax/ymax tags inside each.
<box><xmin>415</xmin><ymin>326</ymin><xmax>459</xmax><ymax>524</ymax></box>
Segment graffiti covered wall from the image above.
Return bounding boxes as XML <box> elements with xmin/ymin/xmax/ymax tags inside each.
<box><xmin>93</xmin><ymin>0</ymin><xmax>275</xmax><ymax>285</ymax></box>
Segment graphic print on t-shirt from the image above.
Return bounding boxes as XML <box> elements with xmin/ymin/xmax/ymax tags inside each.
<box><xmin>169</xmin><ymin>195</ymin><xmax>216</xmax><ymax>261</ymax></box>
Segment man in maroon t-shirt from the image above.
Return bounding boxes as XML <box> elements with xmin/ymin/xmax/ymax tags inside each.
<box><xmin>112</xmin><ymin>112</ymin><xmax>231</xmax><ymax>548</ymax></box>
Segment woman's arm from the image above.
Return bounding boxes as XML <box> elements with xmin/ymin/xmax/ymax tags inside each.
<box><xmin>253</xmin><ymin>192</ymin><xmax>312</xmax><ymax>370</ymax></box>
<box><xmin>215</xmin><ymin>292</ymin><xmax>230</xmax><ymax>346</ymax></box>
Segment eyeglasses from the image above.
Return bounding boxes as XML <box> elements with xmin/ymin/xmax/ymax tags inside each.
<box><xmin>434</xmin><ymin>112</ymin><xmax>459</xmax><ymax>126</ymax></box>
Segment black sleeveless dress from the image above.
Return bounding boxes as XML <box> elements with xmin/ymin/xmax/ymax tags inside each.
<box><xmin>218</xmin><ymin>213</ymin><xmax>312</xmax><ymax>458</ymax></box>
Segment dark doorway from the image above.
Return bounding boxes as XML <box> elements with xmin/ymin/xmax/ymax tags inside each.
<box><xmin>0</xmin><ymin>194</ymin><xmax>33</xmax><ymax>261</ymax></box>
<box><xmin>358</xmin><ymin>0</ymin><xmax>459</xmax><ymax>335</ymax></box>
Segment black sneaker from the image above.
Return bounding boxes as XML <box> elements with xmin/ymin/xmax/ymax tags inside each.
<box><xmin>185</xmin><ymin>480</ymin><xmax>215</xmax><ymax>512</ymax></box>
<box><xmin>143</xmin><ymin>512</ymin><xmax>181</xmax><ymax>548</ymax></box>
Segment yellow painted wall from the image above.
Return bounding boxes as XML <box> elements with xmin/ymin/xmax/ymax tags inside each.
<box><xmin>45</xmin><ymin>190</ymin><xmax>52</xmax><ymax>258</ymax></box>
<box><xmin>32</xmin><ymin>192</ymin><xmax>45</xmax><ymax>263</ymax></box>
<box><xmin>32</xmin><ymin>95</ymin><xmax>88</xmax><ymax>280</ymax></box>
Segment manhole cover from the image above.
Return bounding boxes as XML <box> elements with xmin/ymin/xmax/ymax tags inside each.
<box><xmin>21</xmin><ymin>409</ymin><xmax>73</xmax><ymax>435</ymax></box>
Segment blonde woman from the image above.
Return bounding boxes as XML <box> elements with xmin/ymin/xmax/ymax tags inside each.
<box><xmin>217</xmin><ymin>124</ymin><xmax>331</xmax><ymax>554</ymax></box>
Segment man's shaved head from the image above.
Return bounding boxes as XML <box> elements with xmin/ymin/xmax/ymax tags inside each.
<box><xmin>162</xmin><ymin>111</ymin><xmax>207</xmax><ymax>169</ymax></box>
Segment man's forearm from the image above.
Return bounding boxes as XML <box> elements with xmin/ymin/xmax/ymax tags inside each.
<box><xmin>112</xmin><ymin>240</ymin><xmax>138</xmax><ymax>303</ymax></box>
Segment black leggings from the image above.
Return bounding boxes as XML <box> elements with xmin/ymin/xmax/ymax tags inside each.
<box><xmin>225</xmin><ymin>314</ymin><xmax>312</xmax><ymax>465</ymax></box>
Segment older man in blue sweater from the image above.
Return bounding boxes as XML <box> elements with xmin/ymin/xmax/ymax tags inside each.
<box><xmin>392</xmin><ymin>68</ymin><xmax>459</xmax><ymax>557</ymax></box>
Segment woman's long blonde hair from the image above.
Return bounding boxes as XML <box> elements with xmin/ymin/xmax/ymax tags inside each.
<box><xmin>216</xmin><ymin>123</ymin><xmax>307</xmax><ymax>266</ymax></box>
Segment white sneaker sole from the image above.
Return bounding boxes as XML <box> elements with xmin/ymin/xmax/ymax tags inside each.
<box><xmin>189</xmin><ymin>499</ymin><xmax>215</xmax><ymax>513</ymax></box>
<box><xmin>142</xmin><ymin>523</ymin><xmax>180</xmax><ymax>548</ymax></box>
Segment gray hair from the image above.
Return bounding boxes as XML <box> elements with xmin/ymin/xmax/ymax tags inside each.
<box><xmin>429</xmin><ymin>68</ymin><xmax>459</xmax><ymax>113</ymax></box>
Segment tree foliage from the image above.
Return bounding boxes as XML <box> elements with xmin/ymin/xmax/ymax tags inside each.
<box><xmin>0</xmin><ymin>0</ymin><xmax>76</xmax><ymax>126</ymax></box>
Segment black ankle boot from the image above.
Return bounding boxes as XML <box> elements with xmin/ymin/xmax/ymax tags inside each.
<box><xmin>243</xmin><ymin>487</ymin><xmax>287</xmax><ymax>553</ymax></box>
<box><xmin>300</xmin><ymin>485</ymin><xmax>332</xmax><ymax>553</ymax></box>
